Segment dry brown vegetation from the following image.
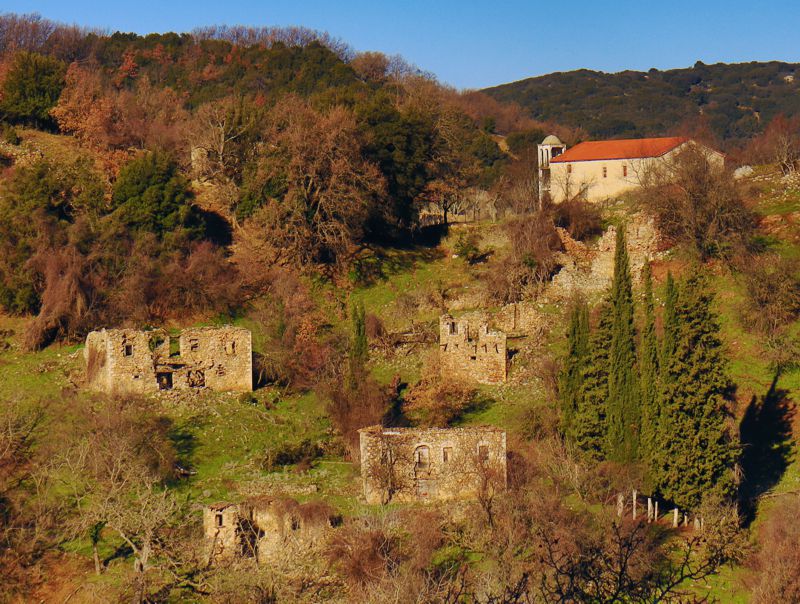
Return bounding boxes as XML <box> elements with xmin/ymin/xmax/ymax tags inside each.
<box><xmin>638</xmin><ymin>145</ymin><xmax>757</xmax><ymax>261</ymax></box>
<box><xmin>747</xmin><ymin>495</ymin><xmax>800</xmax><ymax>603</ymax></box>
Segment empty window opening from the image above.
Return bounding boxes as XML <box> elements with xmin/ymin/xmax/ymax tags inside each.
<box><xmin>217</xmin><ymin>365</ymin><xmax>226</xmax><ymax>376</ymax></box>
<box><xmin>443</xmin><ymin>447</ymin><xmax>453</xmax><ymax>463</ymax></box>
<box><xmin>189</xmin><ymin>338</ymin><xmax>199</xmax><ymax>352</ymax></box>
<box><xmin>449</xmin><ymin>322</ymin><xmax>457</xmax><ymax>335</ymax></box>
<box><xmin>215</xmin><ymin>513</ymin><xmax>223</xmax><ymax>527</ymax></box>
<box><xmin>414</xmin><ymin>445</ymin><xmax>430</xmax><ymax>468</ymax></box>
<box><xmin>622</xmin><ymin>164</ymin><xmax>628</xmax><ymax>177</ymax></box>
<box><xmin>169</xmin><ymin>338</ymin><xmax>180</xmax><ymax>357</ymax></box>
<box><xmin>470</xmin><ymin>355</ymin><xmax>477</xmax><ymax>361</ymax></box>
<box><xmin>291</xmin><ymin>517</ymin><xmax>300</xmax><ymax>531</ymax></box>
<box><xmin>602</xmin><ymin>166</ymin><xmax>607</xmax><ymax>178</ymax></box>
<box><xmin>132</xmin><ymin>374</ymin><xmax>140</xmax><ymax>380</ymax></box>
<box><xmin>157</xmin><ymin>372</ymin><xmax>173</xmax><ymax>390</ymax></box>
<box><xmin>478</xmin><ymin>445</ymin><xmax>489</xmax><ymax>462</ymax></box>
<box><xmin>225</xmin><ymin>340</ymin><xmax>236</xmax><ymax>355</ymax></box>
<box><xmin>123</xmin><ymin>344</ymin><xmax>133</xmax><ymax>357</ymax></box>
<box><xmin>567</xmin><ymin>164</ymin><xmax>572</xmax><ymax>174</ymax></box>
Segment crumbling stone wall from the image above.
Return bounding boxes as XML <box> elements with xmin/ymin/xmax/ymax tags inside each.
<box><xmin>203</xmin><ymin>503</ymin><xmax>242</xmax><ymax>563</ymax></box>
<box><xmin>494</xmin><ymin>301</ymin><xmax>547</xmax><ymax>336</ymax></box>
<box><xmin>359</xmin><ymin>425</ymin><xmax>507</xmax><ymax>505</ymax></box>
<box><xmin>550</xmin><ymin>216</ymin><xmax>660</xmax><ymax>298</ymax></box>
<box><xmin>439</xmin><ymin>314</ymin><xmax>507</xmax><ymax>384</ymax></box>
<box><xmin>203</xmin><ymin>497</ymin><xmax>339</xmax><ymax>565</ymax></box>
<box><xmin>84</xmin><ymin>326</ymin><xmax>252</xmax><ymax>394</ymax></box>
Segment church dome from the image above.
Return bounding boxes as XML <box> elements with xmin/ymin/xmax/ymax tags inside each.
<box><xmin>541</xmin><ymin>134</ymin><xmax>563</xmax><ymax>146</ymax></box>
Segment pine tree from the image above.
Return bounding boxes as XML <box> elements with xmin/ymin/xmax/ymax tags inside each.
<box><xmin>606</xmin><ymin>225</ymin><xmax>640</xmax><ymax>462</ymax></box>
<box><xmin>655</xmin><ymin>272</ymin><xmax>739</xmax><ymax>510</ymax></box>
<box><xmin>559</xmin><ymin>299</ymin><xmax>589</xmax><ymax>441</ymax></box>
<box><xmin>639</xmin><ymin>261</ymin><xmax>660</xmax><ymax>474</ymax></box>
<box><xmin>575</xmin><ymin>302</ymin><xmax>612</xmax><ymax>460</ymax></box>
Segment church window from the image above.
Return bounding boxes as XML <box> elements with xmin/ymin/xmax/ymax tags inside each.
<box><xmin>567</xmin><ymin>164</ymin><xmax>572</xmax><ymax>174</ymax></box>
<box><xmin>602</xmin><ymin>166</ymin><xmax>607</xmax><ymax>178</ymax></box>
<box><xmin>623</xmin><ymin>164</ymin><xmax>628</xmax><ymax>177</ymax></box>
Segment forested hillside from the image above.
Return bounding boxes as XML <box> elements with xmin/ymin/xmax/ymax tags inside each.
<box><xmin>484</xmin><ymin>61</ymin><xmax>800</xmax><ymax>142</ymax></box>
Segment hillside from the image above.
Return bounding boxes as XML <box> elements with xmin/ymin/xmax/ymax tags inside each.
<box><xmin>483</xmin><ymin>61</ymin><xmax>800</xmax><ymax>141</ymax></box>
<box><xmin>2</xmin><ymin>13</ymin><xmax>800</xmax><ymax>604</ymax></box>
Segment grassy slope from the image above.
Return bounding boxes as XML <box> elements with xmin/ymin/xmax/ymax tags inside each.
<box><xmin>2</xmin><ymin>147</ymin><xmax>799</xmax><ymax>598</ymax></box>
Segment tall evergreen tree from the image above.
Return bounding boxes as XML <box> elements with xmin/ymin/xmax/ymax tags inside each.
<box><xmin>661</xmin><ymin>272</ymin><xmax>679</xmax><ymax>368</ymax></box>
<box><xmin>559</xmin><ymin>299</ymin><xmax>590</xmax><ymax>441</ymax></box>
<box><xmin>606</xmin><ymin>225</ymin><xmax>640</xmax><ymax>462</ymax></box>
<box><xmin>575</xmin><ymin>302</ymin><xmax>613</xmax><ymax>460</ymax></box>
<box><xmin>639</xmin><ymin>261</ymin><xmax>660</xmax><ymax>473</ymax></box>
<box><xmin>348</xmin><ymin>300</ymin><xmax>367</xmax><ymax>389</ymax></box>
<box><xmin>655</xmin><ymin>272</ymin><xmax>739</xmax><ymax>510</ymax></box>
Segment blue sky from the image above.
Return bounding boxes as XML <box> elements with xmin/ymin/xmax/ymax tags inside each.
<box><xmin>6</xmin><ymin>0</ymin><xmax>800</xmax><ymax>89</ymax></box>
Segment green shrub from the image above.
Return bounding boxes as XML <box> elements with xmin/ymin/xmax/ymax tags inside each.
<box><xmin>0</xmin><ymin>51</ymin><xmax>66</xmax><ymax>128</ymax></box>
<box><xmin>112</xmin><ymin>151</ymin><xmax>204</xmax><ymax>241</ymax></box>
<box><xmin>1</xmin><ymin>124</ymin><xmax>21</xmax><ymax>145</ymax></box>
<box><xmin>261</xmin><ymin>439</ymin><xmax>323</xmax><ymax>472</ymax></box>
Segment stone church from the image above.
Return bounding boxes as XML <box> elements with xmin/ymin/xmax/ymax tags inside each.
<box><xmin>538</xmin><ymin>135</ymin><xmax>724</xmax><ymax>203</ymax></box>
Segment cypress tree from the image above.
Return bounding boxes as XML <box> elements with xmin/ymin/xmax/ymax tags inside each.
<box><xmin>559</xmin><ymin>299</ymin><xmax>590</xmax><ymax>441</ymax></box>
<box><xmin>655</xmin><ymin>272</ymin><xmax>739</xmax><ymax>510</ymax></box>
<box><xmin>606</xmin><ymin>225</ymin><xmax>640</xmax><ymax>462</ymax></box>
<box><xmin>348</xmin><ymin>301</ymin><xmax>367</xmax><ymax>388</ymax></box>
<box><xmin>661</xmin><ymin>272</ymin><xmax>678</xmax><ymax>368</ymax></box>
<box><xmin>574</xmin><ymin>302</ymin><xmax>612</xmax><ymax>460</ymax></box>
<box><xmin>639</xmin><ymin>261</ymin><xmax>660</xmax><ymax>474</ymax></box>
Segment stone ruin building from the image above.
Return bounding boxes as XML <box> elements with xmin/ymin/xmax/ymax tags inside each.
<box><xmin>359</xmin><ymin>425</ymin><xmax>507</xmax><ymax>505</ymax></box>
<box><xmin>439</xmin><ymin>314</ymin><xmax>507</xmax><ymax>384</ymax></box>
<box><xmin>84</xmin><ymin>326</ymin><xmax>252</xmax><ymax>394</ymax></box>
<box><xmin>203</xmin><ymin>497</ymin><xmax>340</xmax><ymax>564</ymax></box>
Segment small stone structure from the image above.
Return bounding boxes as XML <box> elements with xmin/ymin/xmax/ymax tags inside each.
<box><xmin>84</xmin><ymin>326</ymin><xmax>252</xmax><ymax>394</ymax></box>
<box><xmin>203</xmin><ymin>497</ymin><xmax>340</xmax><ymax>564</ymax></box>
<box><xmin>439</xmin><ymin>314</ymin><xmax>507</xmax><ymax>384</ymax></box>
<box><xmin>359</xmin><ymin>425</ymin><xmax>507</xmax><ymax>505</ymax></box>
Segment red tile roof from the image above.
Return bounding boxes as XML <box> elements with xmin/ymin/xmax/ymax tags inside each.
<box><xmin>550</xmin><ymin>136</ymin><xmax>688</xmax><ymax>163</ymax></box>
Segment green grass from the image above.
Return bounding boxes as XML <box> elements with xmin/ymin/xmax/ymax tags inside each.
<box><xmin>3</xmin><ymin>190</ymin><xmax>800</xmax><ymax>601</ymax></box>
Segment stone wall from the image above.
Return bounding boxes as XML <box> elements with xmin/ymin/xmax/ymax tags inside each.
<box><xmin>178</xmin><ymin>327</ymin><xmax>253</xmax><ymax>392</ymax></box>
<box><xmin>549</xmin><ymin>216</ymin><xmax>660</xmax><ymax>298</ymax></box>
<box><xmin>203</xmin><ymin>497</ymin><xmax>338</xmax><ymax>565</ymax></box>
<box><xmin>359</xmin><ymin>425</ymin><xmax>507</xmax><ymax>505</ymax></box>
<box><xmin>439</xmin><ymin>314</ymin><xmax>507</xmax><ymax>384</ymax></box>
<box><xmin>203</xmin><ymin>503</ymin><xmax>242</xmax><ymax>563</ymax></box>
<box><xmin>84</xmin><ymin>326</ymin><xmax>252</xmax><ymax>394</ymax></box>
<box><xmin>493</xmin><ymin>301</ymin><xmax>547</xmax><ymax>336</ymax></box>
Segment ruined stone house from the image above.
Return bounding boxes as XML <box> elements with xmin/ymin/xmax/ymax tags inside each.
<box><xmin>84</xmin><ymin>326</ymin><xmax>252</xmax><ymax>394</ymax></box>
<box><xmin>359</xmin><ymin>425</ymin><xmax>507</xmax><ymax>505</ymax></box>
<box><xmin>203</xmin><ymin>497</ymin><xmax>340</xmax><ymax>564</ymax></box>
<box><xmin>439</xmin><ymin>314</ymin><xmax>507</xmax><ymax>384</ymax></box>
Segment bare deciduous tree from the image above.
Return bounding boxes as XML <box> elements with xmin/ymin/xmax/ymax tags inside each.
<box><xmin>638</xmin><ymin>145</ymin><xmax>756</xmax><ymax>260</ymax></box>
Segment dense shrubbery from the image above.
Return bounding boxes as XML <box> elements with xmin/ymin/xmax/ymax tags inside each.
<box><xmin>0</xmin><ymin>13</ymin><xmax>536</xmax><ymax>349</ymax></box>
<box><xmin>486</xmin><ymin>208</ymin><xmax>563</xmax><ymax>303</ymax></box>
<box><xmin>0</xmin><ymin>154</ymin><xmax>239</xmax><ymax>347</ymax></box>
<box><xmin>0</xmin><ymin>50</ymin><xmax>65</xmax><ymax>128</ymax></box>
